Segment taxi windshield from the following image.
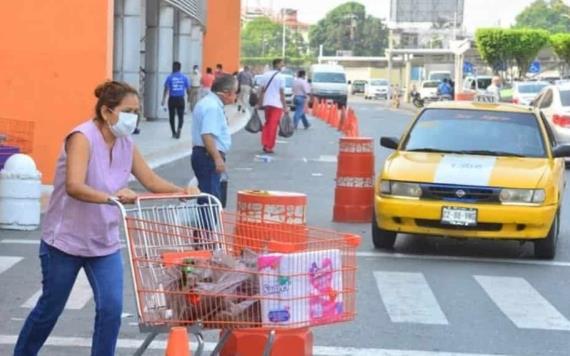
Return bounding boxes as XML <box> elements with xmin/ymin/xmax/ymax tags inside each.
<box><xmin>403</xmin><ymin>109</ymin><xmax>547</xmax><ymax>158</ymax></box>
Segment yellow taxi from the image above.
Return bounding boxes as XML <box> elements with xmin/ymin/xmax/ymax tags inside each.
<box><xmin>373</xmin><ymin>101</ymin><xmax>570</xmax><ymax>259</ymax></box>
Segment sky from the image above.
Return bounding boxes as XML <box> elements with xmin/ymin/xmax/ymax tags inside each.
<box><xmin>242</xmin><ymin>0</ymin><xmax>558</xmax><ymax>33</ymax></box>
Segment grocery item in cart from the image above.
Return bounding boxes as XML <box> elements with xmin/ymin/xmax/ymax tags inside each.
<box><xmin>257</xmin><ymin>249</ymin><xmax>343</xmax><ymax>327</ymax></box>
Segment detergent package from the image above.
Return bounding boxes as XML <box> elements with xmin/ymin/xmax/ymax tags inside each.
<box><xmin>257</xmin><ymin>249</ymin><xmax>344</xmax><ymax>326</ymax></box>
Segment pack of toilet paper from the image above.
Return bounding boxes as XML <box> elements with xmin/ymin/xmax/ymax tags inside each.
<box><xmin>257</xmin><ymin>249</ymin><xmax>344</xmax><ymax>326</ymax></box>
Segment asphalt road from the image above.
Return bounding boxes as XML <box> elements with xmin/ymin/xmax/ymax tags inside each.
<box><xmin>1</xmin><ymin>96</ymin><xmax>569</xmax><ymax>355</ymax></box>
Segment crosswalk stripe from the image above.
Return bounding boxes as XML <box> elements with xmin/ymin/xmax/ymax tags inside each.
<box><xmin>475</xmin><ymin>275</ymin><xmax>570</xmax><ymax>331</ymax></box>
<box><xmin>0</xmin><ymin>256</ymin><xmax>23</xmax><ymax>275</ymax></box>
<box><xmin>374</xmin><ymin>271</ymin><xmax>449</xmax><ymax>325</ymax></box>
<box><xmin>0</xmin><ymin>334</ymin><xmax>512</xmax><ymax>355</ymax></box>
<box><xmin>22</xmin><ymin>270</ymin><xmax>93</xmax><ymax>310</ymax></box>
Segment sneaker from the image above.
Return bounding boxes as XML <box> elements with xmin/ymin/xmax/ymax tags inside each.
<box><xmin>304</xmin><ymin>124</ymin><xmax>311</xmax><ymax>129</ymax></box>
<box><xmin>262</xmin><ymin>147</ymin><xmax>274</xmax><ymax>154</ymax></box>
<box><xmin>133</xmin><ymin>128</ymin><xmax>141</xmax><ymax>134</ymax></box>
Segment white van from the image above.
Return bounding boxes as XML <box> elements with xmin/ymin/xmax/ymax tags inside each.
<box><xmin>309</xmin><ymin>64</ymin><xmax>348</xmax><ymax>106</ymax></box>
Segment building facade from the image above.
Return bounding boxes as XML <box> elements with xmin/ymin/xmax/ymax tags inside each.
<box><xmin>0</xmin><ymin>0</ymin><xmax>241</xmax><ymax>183</ymax></box>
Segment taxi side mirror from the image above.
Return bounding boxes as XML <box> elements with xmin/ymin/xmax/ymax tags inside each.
<box><xmin>380</xmin><ymin>137</ymin><xmax>399</xmax><ymax>150</ymax></box>
<box><xmin>553</xmin><ymin>145</ymin><xmax>570</xmax><ymax>158</ymax></box>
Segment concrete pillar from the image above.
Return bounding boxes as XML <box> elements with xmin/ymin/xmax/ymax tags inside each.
<box><xmin>176</xmin><ymin>15</ymin><xmax>194</xmax><ymax>73</ymax></box>
<box><xmin>145</xmin><ymin>1</ymin><xmax>174</xmax><ymax>120</ymax></box>
<box><xmin>113</xmin><ymin>0</ymin><xmax>142</xmax><ymax>88</ymax></box>
<box><xmin>405</xmin><ymin>55</ymin><xmax>412</xmax><ymax>103</ymax></box>
<box><xmin>191</xmin><ymin>24</ymin><xmax>204</xmax><ymax>70</ymax></box>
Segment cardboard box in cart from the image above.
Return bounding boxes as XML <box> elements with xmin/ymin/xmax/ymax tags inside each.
<box><xmin>258</xmin><ymin>249</ymin><xmax>344</xmax><ymax>326</ymax></box>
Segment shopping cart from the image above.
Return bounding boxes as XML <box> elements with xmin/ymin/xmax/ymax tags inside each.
<box><xmin>113</xmin><ymin>193</ymin><xmax>360</xmax><ymax>356</ymax></box>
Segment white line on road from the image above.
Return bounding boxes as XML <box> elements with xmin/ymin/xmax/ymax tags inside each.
<box><xmin>317</xmin><ymin>155</ymin><xmax>338</xmax><ymax>163</ymax></box>
<box><xmin>357</xmin><ymin>251</ymin><xmax>570</xmax><ymax>267</ymax></box>
<box><xmin>374</xmin><ymin>271</ymin><xmax>449</xmax><ymax>325</ymax></box>
<box><xmin>475</xmin><ymin>275</ymin><xmax>570</xmax><ymax>331</ymax></box>
<box><xmin>0</xmin><ymin>334</ymin><xmax>510</xmax><ymax>355</ymax></box>
<box><xmin>0</xmin><ymin>256</ymin><xmax>23</xmax><ymax>274</ymax></box>
<box><xmin>22</xmin><ymin>270</ymin><xmax>93</xmax><ymax>310</ymax></box>
<box><xmin>1</xmin><ymin>239</ymin><xmax>40</xmax><ymax>244</ymax></box>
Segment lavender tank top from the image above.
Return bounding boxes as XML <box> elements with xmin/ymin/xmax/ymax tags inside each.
<box><xmin>42</xmin><ymin>120</ymin><xmax>134</xmax><ymax>257</ymax></box>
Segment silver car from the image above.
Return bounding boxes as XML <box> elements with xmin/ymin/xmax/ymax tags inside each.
<box><xmin>512</xmin><ymin>81</ymin><xmax>549</xmax><ymax>106</ymax></box>
<box><xmin>533</xmin><ymin>83</ymin><xmax>570</xmax><ymax>144</ymax></box>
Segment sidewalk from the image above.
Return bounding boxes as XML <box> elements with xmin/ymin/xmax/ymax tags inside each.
<box><xmin>39</xmin><ymin>104</ymin><xmax>250</xmax><ymax>211</ymax></box>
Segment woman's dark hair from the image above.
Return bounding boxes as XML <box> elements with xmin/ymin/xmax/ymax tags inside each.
<box><xmin>298</xmin><ymin>70</ymin><xmax>306</xmax><ymax>78</ymax></box>
<box><xmin>94</xmin><ymin>81</ymin><xmax>138</xmax><ymax>121</ymax></box>
<box><xmin>206</xmin><ymin>67</ymin><xmax>213</xmax><ymax>74</ymax></box>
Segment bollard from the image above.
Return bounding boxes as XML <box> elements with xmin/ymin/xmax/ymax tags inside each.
<box><xmin>0</xmin><ymin>154</ymin><xmax>42</xmax><ymax>230</ymax></box>
<box><xmin>333</xmin><ymin>138</ymin><xmax>375</xmax><ymax>222</ymax></box>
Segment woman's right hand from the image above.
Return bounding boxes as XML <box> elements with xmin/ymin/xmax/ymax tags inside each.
<box><xmin>115</xmin><ymin>188</ymin><xmax>138</xmax><ymax>204</ymax></box>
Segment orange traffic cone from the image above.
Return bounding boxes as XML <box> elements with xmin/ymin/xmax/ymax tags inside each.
<box><xmin>165</xmin><ymin>327</ymin><xmax>191</xmax><ymax>356</ymax></box>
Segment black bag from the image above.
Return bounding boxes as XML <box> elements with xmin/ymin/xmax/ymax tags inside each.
<box><xmin>278</xmin><ymin>112</ymin><xmax>295</xmax><ymax>138</ymax></box>
<box><xmin>249</xmin><ymin>90</ymin><xmax>259</xmax><ymax>107</ymax></box>
<box><xmin>245</xmin><ymin>109</ymin><xmax>263</xmax><ymax>133</ymax></box>
<box><xmin>220</xmin><ymin>173</ymin><xmax>228</xmax><ymax>208</ymax></box>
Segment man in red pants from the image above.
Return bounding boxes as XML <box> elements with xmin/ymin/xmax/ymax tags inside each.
<box><xmin>259</xmin><ymin>58</ymin><xmax>289</xmax><ymax>153</ymax></box>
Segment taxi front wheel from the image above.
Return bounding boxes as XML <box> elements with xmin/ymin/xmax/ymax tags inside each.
<box><xmin>372</xmin><ymin>210</ymin><xmax>397</xmax><ymax>249</ymax></box>
<box><xmin>534</xmin><ymin>213</ymin><xmax>559</xmax><ymax>259</ymax></box>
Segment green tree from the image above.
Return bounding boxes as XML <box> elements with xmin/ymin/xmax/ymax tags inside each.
<box><xmin>241</xmin><ymin>16</ymin><xmax>311</xmax><ymax>63</ymax></box>
<box><xmin>476</xmin><ymin>28</ymin><xmax>549</xmax><ymax>78</ymax></box>
<box><xmin>550</xmin><ymin>33</ymin><xmax>570</xmax><ymax>75</ymax></box>
<box><xmin>309</xmin><ymin>2</ymin><xmax>388</xmax><ymax>56</ymax></box>
<box><xmin>514</xmin><ymin>0</ymin><xmax>570</xmax><ymax>33</ymax></box>
<box><xmin>508</xmin><ymin>29</ymin><xmax>550</xmax><ymax>78</ymax></box>
<box><xmin>475</xmin><ymin>28</ymin><xmax>511</xmax><ymax>74</ymax></box>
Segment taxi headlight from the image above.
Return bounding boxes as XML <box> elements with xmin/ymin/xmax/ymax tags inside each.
<box><xmin>382</xmin><ymin>181</ymin><xmax>422</xmax><ymax>198</ymax></box>
<box><xmin>499</xmin><ymin>189</ymin><xmax>545</xmax><ymax>204</ymax></box>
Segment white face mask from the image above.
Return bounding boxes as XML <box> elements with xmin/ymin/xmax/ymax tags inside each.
<box><xmin>109</xmin><ymin>112</ymin><xmax>138</xmax><ymax>138</ymax></box>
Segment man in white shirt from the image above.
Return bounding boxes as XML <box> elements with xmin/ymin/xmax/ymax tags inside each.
<box><xmin>292</xmin><ymin>70</ymin><xmax>311</xmax><ymax>129</ymax></box>
<box><xmin>259</xmin><ymin>58</ymin><xmax>288</xmax><ymax>153</ymax></box>
<box><xmin>486</xmin><ymin>76</ymin><xmax>502</xmax><ymax>102</ymax></box>
<box><xmin>189</xmin><ymin>65</ymin><xmax>202</xmax><ymax>111</ymax></box>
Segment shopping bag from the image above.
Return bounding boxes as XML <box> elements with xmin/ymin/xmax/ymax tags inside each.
<box><xmin>278</xmin><ymin>112</ymin><xmax>295</xmax><ymax>138</ymax></box>
<box><xmin>245</xmin><ymin>110</ymin><xmax>263</xmax><ymax>133</ymax></box>
<box><xmin>220</xmin><ymin>173</ymin><xmax>228</xmax><ymax>208</ymax></box>
<box><xmin>249</xmin><ymin>90</ymin><xmax>259</xmax><ymax>107</ymax></box>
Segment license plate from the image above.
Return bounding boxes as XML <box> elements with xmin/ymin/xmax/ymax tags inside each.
<box><xmin>441</xmin><ymin>207</ymin><xmax>477</xmax><ymax>226</ymax></box>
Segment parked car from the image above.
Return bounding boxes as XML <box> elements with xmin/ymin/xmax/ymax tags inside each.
<box><xmin>418</xmin><ymin>80</ymin><xmax>440</xmax><ymax>99</ymax></box>
<box><xmin>364</xmin><ymin>79</ymin><xmax>390</xmax><ymax>100</ymax></box>
<box><xmin>309</xmin><ymin>64</ymin><xmax>348</xmax><ymax>107</ymax></box>
<box><xmin>512</xmin><ymin>81</ymin><xmax>549</xmax><ymax>106</ymax></box>
<box><xmin>351</xmin><ymin>80</ymin><xmax>367</xmax><ymax>94</ymax></box>
<box><xmin>532</xmin><ymin>83</ymin><xmax>570</xmax><ymax>146</ymax></box>
<box><xmin>463</xmin><ymin>76</ymin><xmax>493</xmax><ymax>93</ymax></box>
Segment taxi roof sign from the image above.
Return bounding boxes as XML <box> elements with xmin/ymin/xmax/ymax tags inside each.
<box><xmin>474</xmin><ymin>93</ymin><xmax>499</xmax><ymax>103</ymax></box>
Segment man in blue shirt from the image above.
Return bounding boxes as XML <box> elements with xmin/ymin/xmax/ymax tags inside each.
<box><xmin>437</xmin><ymin>78</ymin><xmax>453</xmax><ymax>99</ymax></box>
<box><xmin>191</xmin><ymin>74</ymin><xmax>236</xmax><ymax>201</ymax></box>
<box><xmin>162</xmin><ymin>61</ymin><xmax>190</xmax><ymax>139</ymax></box>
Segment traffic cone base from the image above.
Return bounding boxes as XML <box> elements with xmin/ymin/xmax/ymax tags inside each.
<box><xmin>165</xmin><ymin>327</ymin><xmax>191</xmax><ymax>356</ymax></box>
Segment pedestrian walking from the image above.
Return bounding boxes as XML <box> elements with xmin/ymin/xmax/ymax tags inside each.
<box><xmin>215</xmin><ymin>63</ymin><xmax>224</xmax><ymax>79</ymax></box>
<box><xmin>162</xmin><ymin>61</ymin><xmax>190</xmax><ymax>139</ymax></box>
<box><xmin>191</xmin><ymin>74</ymin><xmax>237</xmax><ymax>200</ymax></box>
<box><xmin>189</xmin><ymin>65</ymin><xmax>202</xmax><ymax>111</ymax></box>
<box><xmin>292</xmin><ymin>70</ymin><xmax>311</xmax><ymax>129</ymax></box>
<box><xmin>237</xmin><ymin>65</ymin><xmax>254</xmax><ymax>113</ymax></box>
<box><xmin>258</xmin><ymin>58</ymin><xmax>288</xmax><ymax>154</ymax></box>
<box><xmin>13</xmin><ymin>80</ymin><xmax>198</xmax><ymax>356</ymax></box>
<box><xmin>486</xmin><ymin>76</ymin><xmax>502</xmax><ymax>102</ymax></box>
<box><xmin>200</xmin><ymin>67</ymin><xmax>215</xmax><ymax>98</ymax></box>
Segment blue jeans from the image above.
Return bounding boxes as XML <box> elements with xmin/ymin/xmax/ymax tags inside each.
<box><xmin>293</xmin><ymin>96</ymin><xmax>310</xmax><ymax>129</ymax></box>
<box><xmin>191</xmin><ymin>146</ymin><xmax>222</xmax><ymax>200</ymax></box>
<box><xmin>14</xmin><ymin>241</ymin><xmax>123</xmax><ymax>356</ymax></box>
